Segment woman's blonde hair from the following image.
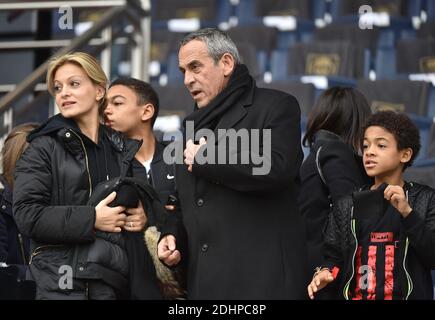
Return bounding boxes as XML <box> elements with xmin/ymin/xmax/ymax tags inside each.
<box><xmin>46</xmin><ymin>52</ymin><xmax>108</xmax><ymax>113</ymax></box>
<box><xmin>2</xmin><ymin>123</ymin><xmax>39</xmax><ymax>188</ymax></box>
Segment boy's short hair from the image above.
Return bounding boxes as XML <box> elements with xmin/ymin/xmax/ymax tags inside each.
<box><xmin>362</xmin><ymin>111</ymin><xmax>421</xmax><ymax>169</ymax></box>
<box><xmin>109</xmin><ymin>77</ymin><xmax>159</xmax><ymax>126</ymax></box>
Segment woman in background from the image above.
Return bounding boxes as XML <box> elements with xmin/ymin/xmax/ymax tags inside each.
<box><xmin>298</xmin><ymin>87</ymin><xmax>372</xmax><ymax>299</ymax></box>
<box><xmin>0</xmin><ymin>123</ymin><xmax>38</xmax><ymax>279</ymax></box>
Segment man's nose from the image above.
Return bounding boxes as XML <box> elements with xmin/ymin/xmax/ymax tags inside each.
<box><xmin>184</xmin><ymin>71</ymin><xmax>194</xmax><ymax>87</ymax></box>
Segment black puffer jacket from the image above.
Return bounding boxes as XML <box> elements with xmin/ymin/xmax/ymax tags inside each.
<box><xmin>323</xmin><ymin>182</ymin><xmax>435</xmax><ymax>300</ymax></box>
<box><xmin>13</xmin><ymin>114</ymin><xmax>141</xmax><ymax>299</ymax></box>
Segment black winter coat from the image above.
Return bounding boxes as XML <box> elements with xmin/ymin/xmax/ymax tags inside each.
<box><xmin>173</xmin><ymin>80</ymin><xmax>308</xmax><ymax>299</ymax></box>
<box><xmin>13</xmin><ymin>114</ymin><xmax>140</xmax><ymax>299</ymax></box>
<box><xmin>323</xmin><ymin>182</ymin><xmax>435</xmax><ymax>300</ymax></box>
<box><xmin>299</xmin><ymin>130</ymin><xmax>369</xmax><ymax>274</ymax></box>
<box><xmin>0</xmin><ymin>176</ymin><xmax>30</xmax><ymax>279</ymax></box>
<box><xmin>132</xmin><ymin>139</ymin><xmax>187</xmax><ymax>299</ymax></box>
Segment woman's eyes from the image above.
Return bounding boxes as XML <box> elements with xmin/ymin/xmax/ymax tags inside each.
<box><xmin>53</xmin><ymin>81</ymin><xmax>80</xmax><ymax>92</ymax></box>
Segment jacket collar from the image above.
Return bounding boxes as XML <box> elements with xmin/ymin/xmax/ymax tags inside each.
<box><xmin>151</xmin><ymin>139</ymin><xmax>166</xmax><ymax>164</ymax></box>
<box><xmin>315</xmin><ymin>130</ymin><xmax>343</xmax><ymax>143</ymax></box>
<box><xmin>359</xmin><ymin>181</ymin><xmax>414</xmax><ymax>193</ymax></box>
<box><xmin>214</xmin><ymin>77</ymin><xmax>255</xmax><ymax>131</ymax></box>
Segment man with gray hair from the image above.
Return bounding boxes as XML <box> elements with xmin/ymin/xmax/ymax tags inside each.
<box><xmin>158</xmin><ymin>28</ymin><xmax>308</xmax><ymax>299</ymax></box>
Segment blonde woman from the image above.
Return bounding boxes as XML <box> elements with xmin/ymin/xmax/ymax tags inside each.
<box><xmin>13</xmin><ymin>52</ymin><xmax>146</xmax><ymax>299</ymax></box>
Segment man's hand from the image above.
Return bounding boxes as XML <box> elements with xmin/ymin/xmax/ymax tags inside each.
<box><xmin>165</xmin><ymin>205</ymin><xmax>176</xmax><ymax>212</ymax></box>
<box><xmin>184</xmin><ymin>137</ymin><xmax>206</xmax><ymax>172</ymax></box>
<box><xmin>95</xmin><ymin>192</ymin><xmax>127</xmax><ymax>232</ymax></box>
<box><xmin>307</xmin><ymin>269</ymin><xmax>334</xmax><ymax>300</ymax></box>
<box><xmin>384</xmin><ymin>185</ymin><xmax>412</xmax><ymax>217</ymax></box>
<box><xmin>158</xmin><ymin>234</ymin><xmax>181</xmax><ymax>266</ymax></box>
<box><xmin>124</xmin><ymin>201</ymin><xmax>147</xmax><ymax>232</ymax></box>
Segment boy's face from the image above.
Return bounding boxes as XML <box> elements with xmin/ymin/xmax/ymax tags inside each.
<box><xmin>363</xmin><ymin>126</ymin><xmax>412</xmax><ymax>178</ymax></box>
<box><xmin>105</xmin><ymin>85</ymin><xmax>153</xmax><ymax>137</ymax></box>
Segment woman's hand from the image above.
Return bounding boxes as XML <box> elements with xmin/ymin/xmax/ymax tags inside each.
<box><xmin>94</xmin><ymin>192</ymin><xmax>126</xmax><ymax>232</ymax></box>
<box><xmin>124</xmin><ymin>201</ymin><xmax>147</xmax><ymax>232</ymax></box>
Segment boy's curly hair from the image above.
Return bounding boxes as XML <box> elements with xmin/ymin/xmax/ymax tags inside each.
<box><xmin>362</xmin><ymin>111</ymin><xmax>421</xmax><ymax>169</ymax></box>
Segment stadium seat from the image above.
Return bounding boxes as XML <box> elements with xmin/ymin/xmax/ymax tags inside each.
<box><xmin>257</xmin><ymin>80</ymin><xmax>316</xmax><ymax>116</ymax></box>
<box><xmin>408</xmin><ymin>113</ymin><xmax>433</xmax><ymax>160</ymax></box>
<box><xmin>150</xmin><ymin>29</ymin><xmax>186</xmax><ymax>65</ymax></box>
<box><xmin>235</xmin><ymin>0</ymin><xmax>321</xmax><ymax>25</ymax></box>
<box><xmin>287</xmin><ymin>41</ymin><xmax>368</xmax><ymax>78</ymax></box>
<box><xmin>416</xmin><ymin>21</ymin><xmax>435</xmax><ymax>39</ymax></box>
<box><xmin>227</xmin><ymin>25</ymin><xmax>278</xmax><ymax>54</ymax></box>
<box><xmin>423</xmin><ymin>0</ymin><xmax>435</xmax><ymax>20</ymax></box>
<box><xmin>357</xmin><ymin>79</ymin><xmax>431</xmax><ymax>116</ymax></box>
<box><xmin>330</xmin><ymin>0</ymin><xmax>415</xmax><ymax>20</ymax></box>
<box><xmin>374</xmin><ymin>48</ymin><xmax>398</xmax><ymax>78</ymax></box>
<box><xmin>150</xmin><ymin>0</ymin><xmax>232</xmax><ymax>30</ymax></box>
<box><xmin>404</xmin><ymin>165</ymin><xmax>435</xmax><ymax>188</ymax></box>
<box><xmin>235</xmin><ymin>43</ymin><xmax>264</xmax><ymax>79</ymax></box>
<box><xmin>396</xmin><ymin>38</ymin><xmax>435</xmax><ymax>74</ymax></box>
<box><xmin>154</xmin><ymin>85</ymin><xmax>194</xmax><ymax>118</ymax></box>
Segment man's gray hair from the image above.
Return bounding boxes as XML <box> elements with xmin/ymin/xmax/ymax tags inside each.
<box><xmin>180</xmin><ymin>28</ymin><xmax>241</xmax><ymax>65</ymax></box>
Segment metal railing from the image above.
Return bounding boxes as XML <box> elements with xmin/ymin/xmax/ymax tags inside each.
<box><xmin>0</xmin><ymin>0</ymin><xmax>151</xmax><ymax>118</ymax></box>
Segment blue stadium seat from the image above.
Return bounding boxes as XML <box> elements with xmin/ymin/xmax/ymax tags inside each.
<box><xmin>375</xmin><ymin>48</ymin><xmax>397</xmax><ymax>79</ymax></box>
<box><xmin>258</xmin><ymin>80</ymin><xmax>316</xmax><ymax>116</ymax></box>
<box><xmin>424</xmin><ymin>0</ymin><xmax>435</xmax><ymax>20</ymax></box>
<box><xmin>407</xmin><ymin>113</ymin><xmax>433</xmax><ymax>161</ymax></box>
<box><xmin>166</xmin><ymin>52</ymin><xmax>183</xmax><ymax>85</ymax></box>
<box><xmin>329</xmin><ymin>0</ymin><xmax>417</xmax><ymax>20</ymax></box>
<box><xmin>270</xmin><ymin>49</ymin><xmax>289</xmax><ymax>81</ymax></box>
<box><xmin>154</xmin><ymin>85</ymin><xmax>194</xmax><ymax>117</ymax></box>
<box><xmin>357</xmin><ymin>79</ymin><xmax>431</xmax><ymax>116</ymax></box>
<box><xmin>427</xmin><ymin>86</ymin><xmax>435</xmax><ymax>118</ymax></box>
<box><xmin>150</xmin><ymin>0</ymin><xmax>232</xmax><ymax>30</ymax></box>
<box><xmin>287</xmin><ymin>41</ymin><xmax>369</xmax><ymax>78</ymax></box>
<box><xmin>235</xmin><ymin>0</ymin><xmax>325</xmax><ymax>25</ymax></box>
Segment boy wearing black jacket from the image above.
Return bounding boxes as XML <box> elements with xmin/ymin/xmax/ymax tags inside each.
<box><xmin>308</xmin><ymin>111</ymin><xmax>435</xmax><ymax>300</ymax></box>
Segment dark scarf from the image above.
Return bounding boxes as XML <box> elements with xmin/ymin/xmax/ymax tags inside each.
<box><xmin>182</xmin><ymin>63</ymin><xmax>253</xmax><ymax>138</ymax></box>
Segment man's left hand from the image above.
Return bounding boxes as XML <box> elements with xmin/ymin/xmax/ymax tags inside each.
<box><xmin>384</xmin><ymin>185</ymin><xmax>412</xmax><ymax>218</ymax></box>
<box><xmin>124</xmin><ymin>201</ymin><xmax>147</xmax><ymax>232</ymax></box>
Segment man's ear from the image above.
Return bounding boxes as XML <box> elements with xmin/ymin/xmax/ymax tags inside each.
<box><xmin>220</xmin><ymin>53</ymin><xmax>235</xmax><ymax>77</ymax></box>
<box><xmin>400</xmin><ymin>147</ymin><xmax>413</xmax><ymax>165</ymax></box>
<box><xmin>141</xmin><ymin>103</ymin><xmax>155</xmax><ymax>122</ymax></box>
